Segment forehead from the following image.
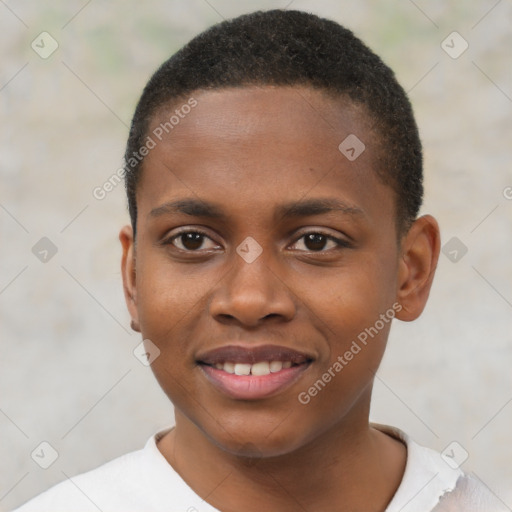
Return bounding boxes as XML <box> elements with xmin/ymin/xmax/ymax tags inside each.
<box><xmin>150</xmin><ymin>86</ymin><xmax>374</xmax><ymax>155</ymax></box>
<box><xmin>138</xmin><ymin>86</ymin><xmax>393</xmax><ymax>228</ymax></box>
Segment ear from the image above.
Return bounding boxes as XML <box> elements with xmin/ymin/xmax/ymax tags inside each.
<box><xmin>395</xmin><ymin>215</ymin><xmax>441</xmax><ymax>322</ymax></box>
<box><xmin>119</xmin><ymin>225</ymin><xmax>140</xmax><ymax>332</ymax></box>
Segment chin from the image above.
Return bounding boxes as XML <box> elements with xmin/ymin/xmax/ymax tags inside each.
<box><xmin>202</xmin><ymin>416</ymin><xmax>312</xmax><ymax>460</ymax></box>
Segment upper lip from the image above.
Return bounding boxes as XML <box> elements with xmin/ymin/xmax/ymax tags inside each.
<box><xmin>196</xmin><ymin>344</ymin><xmax>314</xmax><ymax>365</ymax></box>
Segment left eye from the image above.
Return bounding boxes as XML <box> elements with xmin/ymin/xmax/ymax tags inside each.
<box><xmin>290</xmin><ymin>233</ymin><xmax>345</xmax><ymax>252</ymax></box>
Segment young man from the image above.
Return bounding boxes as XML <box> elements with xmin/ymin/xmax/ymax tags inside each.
<box><xmin>13</xmin><ymin>9</ymin><xmax>503</xmax><ymax>512</ymax></box>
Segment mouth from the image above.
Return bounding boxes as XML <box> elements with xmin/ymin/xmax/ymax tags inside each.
<box><xmin>196</xmin><ymin>344</ymin><xmax>313</xmax><ymax>400</ymax></box>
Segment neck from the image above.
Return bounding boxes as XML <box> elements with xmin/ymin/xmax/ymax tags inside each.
<box><xmin>158</xmin><ymin>393</ymin><xmax>406</xmax><ymax>512</ymax></box>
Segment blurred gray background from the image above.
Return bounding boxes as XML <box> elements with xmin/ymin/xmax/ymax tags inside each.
<box><xmin>1</xmin><ymin>0</ymin><xmax>511</xmax><ymax>509</ymax></box>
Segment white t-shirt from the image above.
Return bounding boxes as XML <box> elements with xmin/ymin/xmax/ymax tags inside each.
<box><xmin>11</xmin><ymin>424</ymin><xmax>503</xmax><ymax>512</ymax></box>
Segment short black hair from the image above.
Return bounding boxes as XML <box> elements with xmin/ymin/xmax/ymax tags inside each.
<box><xmin>124</xmin><ymin>9</ymin><xmax>423</xmax><ymax>237</ymax></box>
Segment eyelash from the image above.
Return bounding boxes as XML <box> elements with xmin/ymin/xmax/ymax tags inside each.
<box><xmin>163</xmin><ymin>228</ymin><xmax>351</xmax><ymax>253</ymax></box>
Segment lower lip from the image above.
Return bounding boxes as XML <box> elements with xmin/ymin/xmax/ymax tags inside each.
<box><xmin>200</xmin><ymin>364</ymin><xmax>310</xmax><ymax>400</ymax></box>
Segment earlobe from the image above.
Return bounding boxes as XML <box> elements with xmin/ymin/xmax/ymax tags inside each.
<box><xmin>119</xmin><ymin>225</ymin><xmax>140</xmax><ymax>332</ymax></box>
<box><xmin>395</xmin><ymin>215</ymin><xmax>440</xmax><ymax>322</ymax></box>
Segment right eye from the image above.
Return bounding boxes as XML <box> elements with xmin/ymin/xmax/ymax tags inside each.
<box><xmin>164</xmin><ymin>230</ymin><xmax>220</xmax><ymax>252</ymax></box>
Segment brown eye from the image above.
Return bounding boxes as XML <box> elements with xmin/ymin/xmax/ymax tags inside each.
<box><xmin>179</xmin><ymin>233</ymin><xmax>205</xmax><ymax>250</ymax></box>
<box><xmin>304</xmin><ymin>233</ymin><xmax>328</xmax><ymax>251</ymax></box>
<box><xmin>290</xmin><ymin>232</ymin><xmax>345</xmax><ymax>252</ymax></box>
<box><xmin>167</xmin><ymin>231</ymin><xmax>219</xmax><ymax>252</ymax></box>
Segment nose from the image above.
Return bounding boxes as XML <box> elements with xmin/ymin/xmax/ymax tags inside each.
<box><xmin>209</xmin><ymin>250</ymin><xmax>296</xmax><ymax>328</ymax></box>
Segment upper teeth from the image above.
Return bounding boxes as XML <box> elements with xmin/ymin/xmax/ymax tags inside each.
<box><xmin>214</xmin><ymin>361</ymin><xmax>293</xmax><ymax>375</ymax></box>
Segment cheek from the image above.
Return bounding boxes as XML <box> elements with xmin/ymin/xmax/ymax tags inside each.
<box><xmin>135</xmin><ymin>262</ymin><xmax>204</xmax><ymax>405</ymax></box>
<box><xmin>296</xmin><ymin>290</ymin><xmax>393</xmax><ymax>430</ymax></box>
<box><xmin>135</xmin><ymin>251</ymin><xmax>213</xmax><ymax>334</ymax></box>
<box><xmin>299</xmin><ymin>249</ymin><xmax>398</xmax><ymax>396</ymax></box>
<box><xmin>134</xmin><ymin>262</ymin><xmax>207</xmax><ymax>383</ymax></box>
<box><xmin>308</xmin><ymin>256</ymin><xmax>397</xmax><ymax>339</ymax></box>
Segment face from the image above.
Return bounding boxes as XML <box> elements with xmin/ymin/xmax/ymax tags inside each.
<box><xmin>120</xmin><ymin>86</ymin><xmax>438</xmax><ymax>458</ymax></box>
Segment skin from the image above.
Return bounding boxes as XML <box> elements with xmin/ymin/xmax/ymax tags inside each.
<box><xmin>120</xmin><ymin>86</ymin><xmax>441</xmax><ymax>512</ymax></box>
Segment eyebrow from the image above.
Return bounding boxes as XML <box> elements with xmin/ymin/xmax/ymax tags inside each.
<box><xmin>276</xmin><ymin>198</ymin><xmax>365</xmax><ymax>220</ymax></box>
<box><xmin>150</xmin><ymin>199</ymin><xmax>224</xmax><ymax>219</ymax></box>
<box><xmin>149</xmin><ymin>197</ymin><xmax>365</xmax><ymax>221</ymax></box>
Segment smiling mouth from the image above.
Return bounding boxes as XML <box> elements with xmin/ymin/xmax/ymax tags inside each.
<box><xmin>196</xmin><ymin>344</ymin><xmax>313</xmax><ymax>399</ymax></box>
<box><xmin>208</xmin><ymin>360</ymin><xmax>296</xmax><ymax>376</ymax></box>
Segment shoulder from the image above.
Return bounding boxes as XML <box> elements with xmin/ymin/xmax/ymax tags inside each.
<box><xmin>11</xmin><ymin>427</ymin><xmax>216</xmax><ymax>512</ymax></box>
<box><xmin>432</xmin><ymin>474</ymin><xmax>510</xmax><ymax>512</ymax></box>
<box><xmin>372</xmin><ymin>423</ymin><xmax>505</xmax><ymax>512</ymax></box>
<box><xmin>12</xmin><ymin>445</ymin><xmax>155</xmax><ymax>512</ymax></box>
